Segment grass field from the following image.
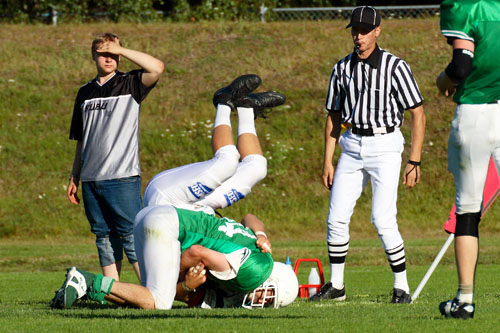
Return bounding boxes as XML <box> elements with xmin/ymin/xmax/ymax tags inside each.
<box><xmin>2</xmin><ymin>240</ymin><xmax>500</xmax><ymax>332</ymax></box>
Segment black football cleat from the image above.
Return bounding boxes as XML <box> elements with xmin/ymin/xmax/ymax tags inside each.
<box><xmin>308</xmin><ymin>282</ymin><xmax>346</xmax><ymax>302</ymax></box>
<box><xmin>391</xmin><ymin>288</ymin><xmax>412</xmax><ymax>304</ymax></box>
<box><xmin>233</xmin><ymin>91</ymin><xmax>286</xmax><ymax>119</ymax></box>
<box><xmin>212</xmin><ymin>74</ymin><xmax>262</xmax><ymax>109</ymax></box>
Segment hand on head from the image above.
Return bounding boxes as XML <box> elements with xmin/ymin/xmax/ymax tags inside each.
<box><xmin>256</xmin><ymin>234</ymin><xmax>272</xmax><ymax>254</ymax></box>
<box><xmin>96</xmin><ymin>39</ymin><xmax>122</xmax><ymax>56</ymax></box>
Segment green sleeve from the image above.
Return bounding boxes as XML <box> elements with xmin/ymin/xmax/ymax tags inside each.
<box><xmin>440</xmin><ymin>0</ymin><xmax>474</xmax><ymax>41</ymax></box>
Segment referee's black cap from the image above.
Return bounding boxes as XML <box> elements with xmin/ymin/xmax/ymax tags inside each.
<box><xmin>346</xmin><ymin>6</ymin><xmax>381</xmax><ymax>30</ymax></box>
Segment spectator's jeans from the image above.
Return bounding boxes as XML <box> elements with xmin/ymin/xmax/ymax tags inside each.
<box><xmin>82</xmin><ymin>176</ymin><xmax>142</xmax><ymax>267</ymax></box>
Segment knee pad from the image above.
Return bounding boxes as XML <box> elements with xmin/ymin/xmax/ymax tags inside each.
<box><xmin>455</xmin><ymin>212</ymin><xmax>480</xmax><ymax>237</ymax></box>
<box><xmin>240</xmin><ymin>154</ymin><xmax>267</xmax><ymax>183</ymax></box>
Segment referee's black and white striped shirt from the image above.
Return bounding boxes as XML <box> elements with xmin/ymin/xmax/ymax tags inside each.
<box><xmin>326</xmin><ymin>45</ymin><xmax>423</xmax><ymax>129</ymax></box>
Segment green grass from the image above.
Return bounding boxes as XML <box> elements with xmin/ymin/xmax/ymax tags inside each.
<box><xmin>1</xmin><ymin>240</ymin><xmax>500</xmax><ymax>332</ymax></box>
<box><xmin>3</xmin><ymin>19</ymin><xmax>500</xmax><ymax>241</ymax></box>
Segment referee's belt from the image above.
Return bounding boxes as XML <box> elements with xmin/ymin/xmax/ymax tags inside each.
<box><xmin>351</xmin><ymin>126</ymin><xmax>395</xmax><ymax>136</ymax></box>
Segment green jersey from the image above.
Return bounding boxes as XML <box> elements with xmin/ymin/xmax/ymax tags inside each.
<box><xmin>440</xmin><ymin>0</ymin><xmax>500</xmax><ymax>104</ymax></box>
<box><xmin>175</xmin><ymin>208</ymin><xmax>273</xmax><ymax>292</ymax></box>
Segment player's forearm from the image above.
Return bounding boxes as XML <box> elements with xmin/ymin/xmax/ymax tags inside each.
<box><xmin>241</xmin><ymin>214</ymin><xmax>265</xmax><ymax>233</ymax></box>
<box><xmin>181</xmin><ymin>245</ymin><xmax>230</xmax><ymax>273</ymax></box>
<box><xmin>175</xmin><ymin>282</ymin><xmax>192</xmax><ymax>302</ymax></box>
<box><xmin>324</xmin><ymin>112</ymin><xmax>340</xmax><ymax>165</ymax></box>
<box><xmin>70</xmin><ymin>141</ymin><xmax>83</xmax><ymax>181</ymax></box>
<box><xmin>119</xmin><ymin>47</ymin><xmax>164</xmax><ymax>75</ymax></box>
<box><xmin>408</xmin><ymin>105</ymin><xmax>426</xmax><ymax>162</ymax></box>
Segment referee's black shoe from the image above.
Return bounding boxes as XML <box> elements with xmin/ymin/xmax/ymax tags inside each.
<box><xmin>308</xmin><ymin>282</ymin><xmax>346</xmax><ymax>302</ymax></box>
<box><xmin>392</xmin><ymin>288</ymin><xmax>412</xmax><ymax>304</ymax></box>
<box><xmin>213</xmin><ymin>74</ymin><xmax>261</xmax><ymax>109</ymax></box>
<box><xmin>234</xmin><ymin>91</ymin><xmax>286</xmax><ymax>119</ymax></box>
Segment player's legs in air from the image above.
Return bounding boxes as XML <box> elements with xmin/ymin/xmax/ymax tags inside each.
<box><xmin>197</xmin><ymin>84</ymin><xmax>285</xmax><ymax>210</ymax></box>
<box><xmin>144</xmin><ymin>74</ymin><xmax>285</xmax><ymax>211</ymax></box>
<box><xmin>143</xmin><ymin>74</ymin><xmax>262</xmax><ymax>209</ymax></box>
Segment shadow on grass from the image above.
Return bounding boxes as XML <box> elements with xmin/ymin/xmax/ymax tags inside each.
<box><xmin>46</xmin><ymin>301</ymin><xmax>308</xmax><ymax>320</ymax></box>
<box><xmin>51</xmin><ymin>309</ymin><xmax>308</xmax><ymax>320</ymax></box>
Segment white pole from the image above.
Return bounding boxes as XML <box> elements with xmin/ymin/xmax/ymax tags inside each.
<box><xmin>411</xmin><ymin>233</ymin><xmax>454</xmax><ymax>302</ymax></box>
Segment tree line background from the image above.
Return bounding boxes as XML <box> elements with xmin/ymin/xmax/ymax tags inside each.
<box><xmin>1</xmin><ymin>0</ymin><xmax>441</xmax><ymax>23</ymax></box>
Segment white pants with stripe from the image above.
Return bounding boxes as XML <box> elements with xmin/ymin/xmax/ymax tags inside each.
<box><xmin>144</xmin><ymin>145</ymin><xmax>267</xmax><ymax>211</ymax></box>
<box><xmin>327</xmin><ymin>129</ymin><xmax>405</xmax><ymax>250</ymax></box>
<box><xmin>448</xmin><ymin>101</ymin><xmax>500</xmax><ymax>214</ymax></box>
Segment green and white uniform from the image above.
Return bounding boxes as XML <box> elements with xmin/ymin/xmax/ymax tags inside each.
<box><xmin>441</xmin><ymin>0</ymin><xmax>500</xmax><ymax>104</ymax></box>
<box><xmin>441</xmin><ymin>0</ymin><xmax>500</xmax><ymax>213</ymax></box>
<box><xmin>177</xmin><ymin>208</ymin><xmax>273</xmax><ymax>292</ymax></box>
<box><xmin>133</xmin><ymin>205</ymin><xmax>273</xmax><ymax>310</ymax></box>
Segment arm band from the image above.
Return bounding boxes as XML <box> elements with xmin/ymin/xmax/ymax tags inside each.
<box><xmin>255</xmin><ymin>231</ymin><xmax>267</xmax><ymax>238</ymax></box>
<box><xmin>444</xmin><ymin>48</ymin><xmax>474</xmax><ymax>84</ymax></box>
<box><xmin>181</xmin><ymin>281</ymin><xmax>194</xmax><ymax>292</ymax></box>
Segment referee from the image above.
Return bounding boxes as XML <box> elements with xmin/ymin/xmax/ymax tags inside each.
<box><xmin>309</xmin><ymin>6</ymin><xmax>426</xmax><ymax>304</ymax></box>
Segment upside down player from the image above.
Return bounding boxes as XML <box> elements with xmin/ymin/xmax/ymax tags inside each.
<box><xmin>436</xmin><ymin>0</ymin><xmax>500</xmax><ymax>319</ymax></box>
<box><xmin>51</xmin><ymin>74</ymin><xmax>299</xmax><ymax>310</ymax></box>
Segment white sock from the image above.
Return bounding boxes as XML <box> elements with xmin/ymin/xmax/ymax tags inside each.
<box><xmin>394</xmin><ymin>271</ymin><xmax>410</xmax><ymax>294</ymax></box>
<box><xmin>329</xmin><ymin>263</ymin><xmax>345</xmax><ymax>289</ymax></box>
<box><xmin>457</xmin><ymin>284</ymin><xmax>474</xmax><ymax>304</ymax></box>
<box><xmin>237</xmin><ymin>107</ymin><xmax>256</xmax><ymax>136</ymax></box>
<box><xmin>214</xmin><ymin>104</ymin><xmax>232</xmax><ymax>129</ymax></box>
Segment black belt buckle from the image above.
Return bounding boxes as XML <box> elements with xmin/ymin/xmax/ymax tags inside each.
<box><xmin>352</xmin><ymin>126</ymin><xmax>395</xmax><ymax>136</ymax></box>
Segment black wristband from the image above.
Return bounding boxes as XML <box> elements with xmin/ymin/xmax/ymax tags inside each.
<box><xmin>408</xmin><ymin>160</ymin><xmax>421</xmax><ymax>166</ymax></box>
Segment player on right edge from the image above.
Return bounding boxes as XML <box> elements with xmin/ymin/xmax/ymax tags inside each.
<box><xmin>436</xmin><ymin>0</ymin><xmax>500</xmax><ymax>319</ymax></box>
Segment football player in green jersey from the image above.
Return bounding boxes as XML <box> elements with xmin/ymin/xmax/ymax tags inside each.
<box><xmin>51</xmin><ymin>75</ymin><xmax>298</xmax><ymax>310</ymax></box>
<box><xmin>436</xmin><ymin>0</ymin><xmax>500</xmax><ymax>319</ymax></box>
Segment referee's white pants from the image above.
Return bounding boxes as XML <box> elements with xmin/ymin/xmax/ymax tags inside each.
<box><xmin>448</xmin><ymin>102</ymin><xmax>500</xmax><ymax>214</ymax></box>
<box><xmin>326</xmin><ymin>129</ymin><xmax>405</xmax><ymax>250</ymax></box>
<box><xmin>144</xmin><ymin>144</ymin><xmax>267</xmax><ymax>210</ymax></box>
<box><xmin>134</xmin><ymin>205</ymin><xmax>180</xmax><ymax>310</ymax></box>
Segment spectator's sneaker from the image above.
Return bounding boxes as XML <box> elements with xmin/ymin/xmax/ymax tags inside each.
<box><xmin>234</xmin><ymin>91</ymin><xmax>286</xmax><ymax>119</ymax></box>
<box><xmin>213</xmin><ymin>74</ymin><xmax>261</xmax><ymax>109</ymax></box>
<box><xmin>392</xmin><ymin>288</ymin><xmax>412</xmax><ymax>304</ymax></box>
<box><xmin>308</xmin><ymin>282</ymin><xmax>346</xmax><ymax>302</ymax></box>
<box><xmin>439</xmin><ymin>298</ymin><xmax>475</xmax><ymax>319</ymax></box>
<box><xmin>50</xmin><ymin>267</ymin><xmax>94</xmax><ymax>309</ymax></box>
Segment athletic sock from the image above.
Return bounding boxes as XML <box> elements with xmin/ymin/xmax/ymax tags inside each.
<box><xmin>457</xmin><ymin>284</ymin><xmax>474</xmax><ymax>304</ymax></box>
<box><xmin>329</xmin><ymin>263</ymin><xmax>345</xmax><ymax>289</ymax></box>
<box><xmin>214</xmin><ymin>104</ymin><xmax>232</xmax><ymax>129</ymax></box>
<box><xmin>385</xmin><ymin>243</ymin><xmax>409</xmax><ymax>293</ymax></box>
<box><xmin>100</xmin><ymin>276</ymin><xmax>115</xmax><ymax>295</ymax></box>
<box><xmin>327</xmin><ymin>241</ymin><xmax>348</xmax><ymax>289</ymax></box>
<box><xmin>393</xmin><ymin>271</ymin><xmax>410</xmax><ymax>294</ymax></box>
<box><xmin>87</xmin><ymin>274</ymin><xmax>115</xmax><ymax>303</ymax></box>
<box><xmin>237</xmin><ymin>107</ymin><xmax>257</xmax><ymax>136</ymax></box>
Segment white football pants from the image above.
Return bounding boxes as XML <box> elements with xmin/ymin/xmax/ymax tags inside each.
<box><xmin>144</xmin><ymin>144</ymin><xmax>267</xmax><ymax>210</ymax></box>
<box><xmin>327</xmin><ymin>129</ymin><xmax>405</xmax><ymax>250</ymax></box>
<box><xmin>448</xmin><ymin>101</ymin><xmax>500</xmax><ymax>214</ymax></box>
<box><xmin>134</xmin><ymin>205</ymin><xmax>180</xmax><ymax>310</ymax></box>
